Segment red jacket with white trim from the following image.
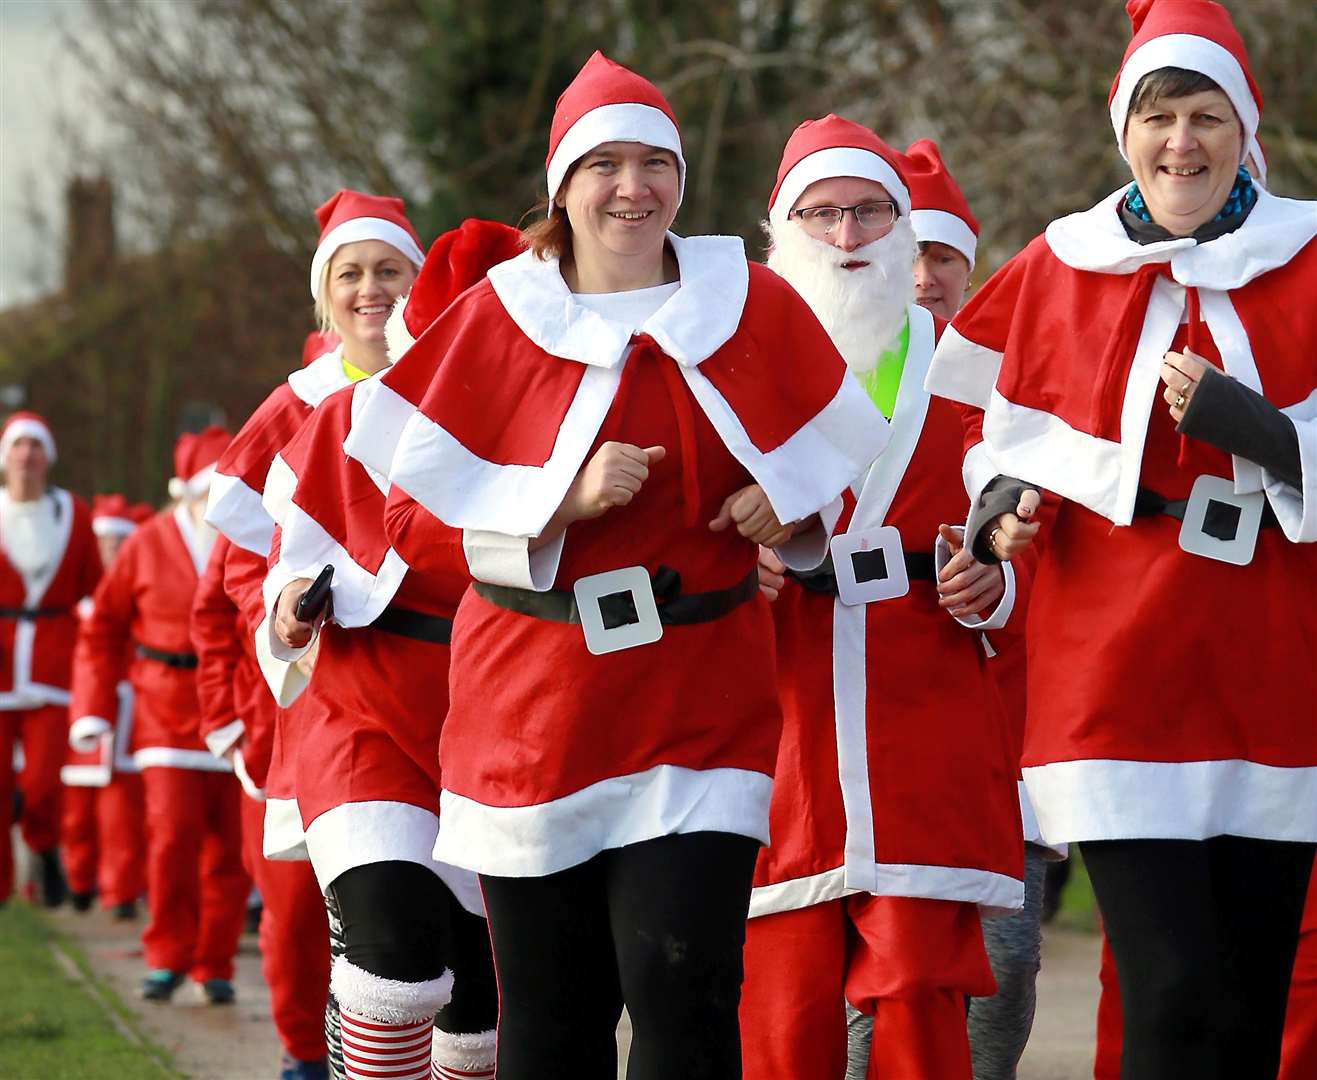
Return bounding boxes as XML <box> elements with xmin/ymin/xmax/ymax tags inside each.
<box><xmin>924</xmin><ymin>187</ymin><xmax>1317</xmax><ymax>845</ymax></box>
<box><xmin>0</xmin><ymin>489</ymin><xmax>101</xmax><ymax>708</ymax></box>
<box><xmin>751</xmin><ymin>306</ymin><xmax>1026</xmax><ymax>917</ymax></box>
<box><xmin>70</xmin><ymin>507</ymin><xmax>229</xmax><ymax>771</ymax></box>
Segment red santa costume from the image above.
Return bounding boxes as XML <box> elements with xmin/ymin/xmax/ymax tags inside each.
<box><xmin>70</xmin><ymin>427</ymin><xmax>250</xmax><ymax>998</ymax></box>
<box><xmin>737</xmin><ymin>117</ymin><xmax>1023</xmax><ymax>1080</ymax></box>
<box><xmin>345</xmin><ymin>53</ymin><xmax>888</xmax><ymax>1080</ymax></box>
<box><xmin>205</xmin><ymin>202</ymin><xmax>406</xmax><ymax>860</ymax></box>
<box><xmin>262</xmin><ymin>218</ymin><xmax>519</xmax><ymax>1080</ymax></box>
<box><xmin>0</xmin><ymin>411</ymin><xmax>102</xmax><ymax>903</ymax></box>
<box><xmin>60</xmin><ymin>494</ymin><xmax>151</xmax><ymax>913</ymax></box>
<box><xmin>925</xmin><ymin>2</ymin><xmax>1316</xmax><ymax>1074</ymax></box>
<box><xmin>192</xmin><ymin>531</ymin><xmax>330</xmax><ymax>1069</ymax></box>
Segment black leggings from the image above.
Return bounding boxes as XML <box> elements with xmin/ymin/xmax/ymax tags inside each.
<box><xmin>328</xmin><ymin>860</ymin><xmax>499</xmax><ymax>1034</ymax></box>
<box><xmin>480</xmin><ymin>830</ymin><xmax>760</xmax><ymax>1080</ymax></box>
<box><xmin>1081</xmin><ymin>836</ymin><xmax>1315</xmax><ymax>1080</ymax></box>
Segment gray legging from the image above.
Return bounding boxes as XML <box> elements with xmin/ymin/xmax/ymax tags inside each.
<box><xmin>845</xmin><ymin>844</ymin><xmax>1049</xmax><ymax>1080</ymax></box>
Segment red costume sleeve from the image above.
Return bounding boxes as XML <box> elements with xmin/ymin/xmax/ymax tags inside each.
<box><xmin>191</xmin><ymin>535</ymin><xmax>242</xmax><ymax>742</ymax></box>
<box><xmin>69</xmin><ymin>532</ymin><xmax>138</xmax><ymax>724</ymax></box>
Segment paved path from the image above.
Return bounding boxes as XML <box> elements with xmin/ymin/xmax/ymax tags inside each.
<box><xmin>48</xmin><ymin>902</ymin><xmax>1100</xmax><ymax>1079</ymax></box>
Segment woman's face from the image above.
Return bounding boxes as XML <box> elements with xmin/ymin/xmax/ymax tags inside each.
<box><xmin>1125</xmin><ymin>88</ymin><xmax>1244</xmax><ymax>236</ymax></box>
<box><xmin>326</xmin><ymin>240</ymin><xmax>417</xmax><ymax>354</ymax></box>
<box><xmin>557</xmin><ymin>142</ymin><xmax>680</xmax><ymax>265</ymax></box>
<box><xmin>914</xmin><ymin>241</ymin><xmax>972</xmax><ymax>320</ymax></box>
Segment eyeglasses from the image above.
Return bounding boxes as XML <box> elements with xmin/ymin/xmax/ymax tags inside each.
<box><xmin>789</xmin><ymin>201</ymin><xmax>899</xmax><ymax>237</ymax></box>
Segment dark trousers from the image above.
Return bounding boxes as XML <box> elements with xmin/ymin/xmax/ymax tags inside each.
<box><xmin>327</xmin><ymin>860</ymin><xmax>498</xmax><ymax>1035</ymax></box>
<box><xmin>480</xmin><ymin>830</ymin><xmax>760</xmax><ymax>1080</ymax></box>
<box><xmin>1081</xmin><ymin>836</ymin><xmax>1316</xmax><ymax>1080</ymax></box>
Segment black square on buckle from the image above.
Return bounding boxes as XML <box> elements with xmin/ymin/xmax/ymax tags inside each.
<box><xmin>1202</xmin><ymin>499</ymin><xmax>1242</xmax><ymax>542</ymax></box>
<box><xmin>598</xmin><ymin>590</ymin><xmax>641</xmax><ymax>630</ymax></box>
<box><xmin>850</xmin><ymin>548</ymin><xmax>891</xmax><ymax>585</ymax></box>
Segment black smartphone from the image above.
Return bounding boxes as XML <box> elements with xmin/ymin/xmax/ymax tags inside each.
<box><xmin>294</xmin><ymin>564</ymin><xmax>334</xmax><ymax>623</ymax></box>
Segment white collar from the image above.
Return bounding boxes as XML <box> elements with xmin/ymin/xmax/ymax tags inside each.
<box><xmin>286</xmin><ymin>345</ymin><xmax>353</xmax><ymax>407</ymax></box>
<box><xmin>486</xmin><ymin>232</ymin><xmax>750</xmax><ymax>369</ymax></box>
<box><xmin>1045</xmin><ymin>186</ymin><xmax>1317</xmax><ymax>290</ymax></box>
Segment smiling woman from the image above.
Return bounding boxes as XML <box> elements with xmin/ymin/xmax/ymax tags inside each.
<box><xmin>924</xmin><ymin>1</ymin><xmax>1317</xmax><ymax>1077</ymax></box>
<box><xmin>343</xmin><ymin>48</ymin><xmax>888</xmax><ymax>1080</ymax></box>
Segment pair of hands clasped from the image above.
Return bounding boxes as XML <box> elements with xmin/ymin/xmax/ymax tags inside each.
<box><xmin>565</xmin><ymin>441</ymin><xmax>795</xmax><ymax>546</ymax></box>
<box><xmin>757</xmin><ymin>525</ymin><xmax>1006</xmax><ymax>619</ymax></box>
<box><xmin>983</xmin><ymin>346</ymin><xmax>1206</xmax><ymax>562</ymax></box>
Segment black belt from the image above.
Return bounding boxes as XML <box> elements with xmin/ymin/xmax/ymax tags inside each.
<box><xmin>1133</xmin><ymin>485</ymin><xmax>1279</xmax><ymax>540</ymax></box>
<box><xmin>786</xmin><ymin>551</ymin><xmax>937</xmax><ymax>597</ymax></box>
<box><xmin>136</xmin><ymin>644</ymin><xmax>198</xmax><ymax>669</ymax></box>
<box><xmin>0</xmin><ymin>607</ymin><xmax>65</xmax><ymax>620</ymax></box>
<box><xmin>369</xmin><ymin>605</ymin><xmax>453</xmax><ymax>645</ymax></box>
<box><xmin>473</xmin><ymin>565</ymin><xmax>758</xmax><ymax>629</ymax></box>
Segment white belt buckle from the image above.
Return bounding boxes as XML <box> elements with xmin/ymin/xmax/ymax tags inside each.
<box><xmin>1177</xmin><ymin>474</ymin><xmax>1265</xmax><ymax>566</ymax></box>
<box><xmin>829</xmin><ymin>526</ymin><xmax>909</xmax><ymax>606</ymax></box>
<box><xmin>572</xmin><ymin>566</ymin><xmax>664</xmax><ymax>656</ymax></box>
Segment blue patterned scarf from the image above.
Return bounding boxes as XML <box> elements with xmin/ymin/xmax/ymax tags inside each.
<box><xmin>1125</xmin><ymin>165</ymin><xmax>1256</xmax><ymax>224</ymax></box>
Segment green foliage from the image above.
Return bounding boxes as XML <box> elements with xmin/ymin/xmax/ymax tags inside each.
<box><xmin>0</xmin><ymin>903</ymin><xmax>178</xmax><ymax>1078</ymax></box>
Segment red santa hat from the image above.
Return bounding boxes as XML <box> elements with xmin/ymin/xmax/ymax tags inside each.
<box><xmin>91</xmin><ymin>493</ymin><xmax>149</xmax><ymax>538</ymax></box>
<box><xmin>545</xmin><ymin>51</ymin><xmax>685</xmax><ymax>211</ymax></box>
<box><xmin>904</xmin><ymin>139</ymin><xmax>979</xmax><ymax>271</ymax></box>
<box><xmin>1109</xmin><ymin>0</ymin><xmax>1261</xmax><ymax>163</ymax></box>
<box><xmin>309</xmin><ymin>190</ymin><xmax>425</xmax><ymax>300</ymax></box>
<box><xmin>0</xmin><ymin>411</ymin><xmax>56</xmax><ymax>466</ymax></box>
<box><xmin>769</xmin><ymin>115</ymin><xmax>911</xmax><ymax>228</ymax></box>
<box><xmin>168</xmin><ymin>425</ymin><xmax>231</xmax><ymax>501</ymax></box>
<box><xmin>388</xmin><ymin>219</ymin><xmax>526</xmax><ymax>362</ymax></box>
<box><xmin>302</xmin><ymin>329</ymin><xmax>340</xmax><ymax>367</ymax></box>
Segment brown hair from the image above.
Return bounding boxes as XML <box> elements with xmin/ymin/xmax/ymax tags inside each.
<box><xmin>1129</xmin><ymin>67</ymin><xmax>1224</xmax><ymax>114</ymax></box>
<box><xmin>520</xmin><ymin>161</ymin><xmax>581</xmax><ymax>262</ymax></box>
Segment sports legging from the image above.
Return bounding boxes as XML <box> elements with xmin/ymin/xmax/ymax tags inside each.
<box><xmin>323</xmin><ymin>860</ymin><xmax>498</xmax><ymax>1078</ymax></box>
<box><xmin>480</xmin><ymin>830</ymin><xmax>760</xmax><ymax>1080</ymax></box>
<box><xmin>1081</xmin><ymin>836</ymin><xmax>1316</xmax><ymax>1080</ymax></box>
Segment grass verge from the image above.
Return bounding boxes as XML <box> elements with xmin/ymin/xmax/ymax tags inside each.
<box><xmin>0</xmin><ymin>900</ymin><xmax>178</xmax><ymax>1078</ymax></box>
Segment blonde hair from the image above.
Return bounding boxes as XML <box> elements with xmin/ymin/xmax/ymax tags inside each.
<box><xmin>313</xmin><ymin>261</ymin><xmax>336</xmax><ymax>335</ymax></box>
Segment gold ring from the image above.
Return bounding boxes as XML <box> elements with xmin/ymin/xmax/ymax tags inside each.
<box><xmin>989</xmin><ymin>527</ymin><xmax>1002</xmax><ymax>550</ymax></box>
<box><xmin>1174</xmin><ymin>392</ymin><xmax>1186</xmax><ymax>409</ymax></box>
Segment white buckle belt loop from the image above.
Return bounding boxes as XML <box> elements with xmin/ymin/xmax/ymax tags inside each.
<box><xmin>1177</xmin><ymin>474</ymin><xmax>1265</xmax><ymax>566</ymax></box>
<box><xmin>829</xmin><ymin>525</ymin><xmax>910</xmax><ymax>606</ymax></box>
<box><xmin>572</xmin><ymin>566</ymin><xmax>664</xmax><ymax>655</ymax></box>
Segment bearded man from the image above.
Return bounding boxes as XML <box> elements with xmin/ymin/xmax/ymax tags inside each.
<box><xmin>738</xmin><ymin>116</ymin><xmax>1027</xmax><ymax>1080</ymax></box>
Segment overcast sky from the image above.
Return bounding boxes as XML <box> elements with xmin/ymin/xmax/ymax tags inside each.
<box><xmin>0</xmin><ymin>0</ymin><xmax>102</xmax><ymax>310</ymax></box>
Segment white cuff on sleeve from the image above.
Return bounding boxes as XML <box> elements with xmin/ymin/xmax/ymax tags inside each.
<box><xmin>204</xmin><ymin>718</ymin><xmax>245</xmax><ymax>761</ymax></box>
<box><xmin>774</xmin><ymin>496</ymin><xmax>843</xmax><ymax>572</ymax></box>
<box><xmin>463</xmin><ymin>529</ymin><xmax>566</xmax><ymax>590</ymax></box>
<box><xmin>69</xmin><ymin>716</ymin><xmax>112</xmax><ymax>753</ymax></box>
<box><xmin>255</xmin><ymin>614</ymin><xmax>310</xmax><ymax>707</ymax></box>
<box><xmin>933</xmin><ymin>526</ymin><xmax>1017</xmax><ymax>631</ymax></box>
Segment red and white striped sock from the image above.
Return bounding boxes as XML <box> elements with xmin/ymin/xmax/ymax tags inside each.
<box><xmin>430</xmin><ymin>1027</ymin><xmax>496</xmax><ymax>1079</ymax></box>
<box><xmin>339</xmin><ymin>1008</ymin><xmax>433</xmax><ymax>1080</ymax></box>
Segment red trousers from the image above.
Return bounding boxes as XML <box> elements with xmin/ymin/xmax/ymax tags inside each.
<box><xmin>0</xmin><ymin>704</ymin><xmax>67</xmax><ymax>899</ymax></box>
<box><xmin>1094</xmin><ymin>875</ymin><xmax>1317</xmax><ymax>1080</ymax></box>
<box><xmin>61</xmin><ymin>773</ymin><xmax>146</xmax><ymax>905</ymax></box>
<box><xmin>239</xmin><ymin>792</ymin><xmax>329</xmax><ymax>1062</ymax></box>
<box><xmin>140</xmin><ymin>766</ymin><xmax>248</xmax><ymax>980</ymax></box>
<box><xmin>741</xmin><ymin>894</ymin><xmax>994</xmax><ymax>1080</ymax></box>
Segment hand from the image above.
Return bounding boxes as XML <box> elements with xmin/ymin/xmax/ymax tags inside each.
<box><xmin>294</xmin><ymin>635</ymin><xmax>320</xmax><ymax>678</ymax></box>
<box><xmin>757</xmin><ymin>546</ymin><xmax>787</xmax><ymax>602</ymax></box>
<box><xmin>709</xmin><ymin>485</ymin><xmax>793</xmax><ymax>547</ymax></box>
<box><xmin>1161</xmin><ymin>348</ymin><xmax>1211</xmax><ymax>424</ymax></box>
<box><xmin>567</xmin><ymin>443</ymin><xmax>666</xmax><ymax>521</ymax></box>
<box><xmin>936</xmin><ymin>524</ymin><xmax>1005</xmax><ymax>618</ymax></box>
<box><xmin>274</xmin><ymin>577</ymin><xmax>317</xmax><ymax>649</ymax></box>
<box><xmin>981</xmin><ymin>488</ymin><xmax>1041</xmax><ymax>561</ymax></box>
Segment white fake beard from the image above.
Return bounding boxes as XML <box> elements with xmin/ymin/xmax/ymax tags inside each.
<box><xmin>383</xmin><ymin>291</ymin><xmax>413</xmax><ymax>364</ymax></box>
<box><xmin>765</xmin><ymin>215</ymin><xmax>916</xmax><ymax>373</ymax></box>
